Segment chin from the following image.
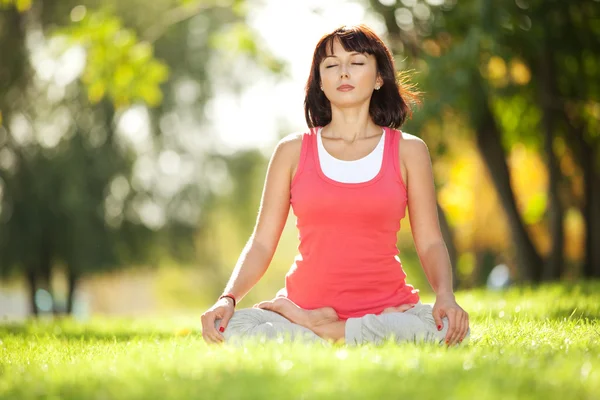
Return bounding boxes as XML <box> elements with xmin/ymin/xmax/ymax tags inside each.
<box><xmin>329</xmin><ymin>95</ymin><xmax>371</xmax><ymax>108</ymax></box>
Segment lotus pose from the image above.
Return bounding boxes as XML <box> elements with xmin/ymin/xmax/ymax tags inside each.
<box><xmin>201</xmin><ymin>24</ymin><xmax>470</xmax><ymax>347</ymax></box>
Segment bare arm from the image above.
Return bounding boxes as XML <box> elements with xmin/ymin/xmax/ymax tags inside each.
<box><xmin>401</xmin><ymin>133</ymin><xmax>469</xmax><ymax>346</ymax></box>
<box><xmin>220</xmin><ymin>133</ymin><xmax>302</xmax><ymax>304</ymax></box>
<box><xmin>201</xmin><ymin>134</ymin><xmax>302</xmax><ymax>343</ymax></box>
<box><xmin>402</xmin><ymin>135</ymin><xmax>453</xmax><ymax>295</ymax></box>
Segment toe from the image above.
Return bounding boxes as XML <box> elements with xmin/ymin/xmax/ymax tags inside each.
<box><xmin>257</xmin><ymin>301</ymin><xmax>273</xmax><ymax>310</ymax></box>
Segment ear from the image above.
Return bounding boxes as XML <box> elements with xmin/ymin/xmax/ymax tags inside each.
<box><xmin>376</xmin><ymin>75</ymin><xmax>383</xmax><ymax>88</ymax></box>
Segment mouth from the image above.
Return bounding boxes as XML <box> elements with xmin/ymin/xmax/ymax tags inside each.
<box><xmin>337</xmin><ymin>84</ymin><xmax>355</xmax><ymax>91</ymax></box>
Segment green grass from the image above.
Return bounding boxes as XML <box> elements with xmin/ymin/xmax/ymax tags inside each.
<box><xmin>1</xmin><ymin>282</ymin><xmax>599</xmax><ymax>400</ymax></box>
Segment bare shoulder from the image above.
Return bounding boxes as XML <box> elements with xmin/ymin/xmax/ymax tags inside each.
<box><xmin>272</xmin><ymin>131</ymin><xmax>305</xmax><ymax>181</ymax></box>
<box><xmin>398</xmin><ymin>131</ymin><xmax>431</xmax><ymax>164</ymax></box>
<box><xmin>278</xmin><ymin>131</ymin><xmax>304</xmax><ymax>151</ymax></box>
<box><xmin>273</xmin><ymin>132</ymin><xmax>303</xmax><ymax>162</ymax></box>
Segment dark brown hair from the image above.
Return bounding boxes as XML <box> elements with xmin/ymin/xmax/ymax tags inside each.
<box><xmin>304</xmin><ymin>24</ymin><xmax>420</xmax><ymax>129</ymax></box>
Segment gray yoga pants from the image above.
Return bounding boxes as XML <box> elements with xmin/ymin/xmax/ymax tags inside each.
<box><xmin>214</xmin><ymin>302</ymin><xmax>470</xmax><ymax>346</ymax></box>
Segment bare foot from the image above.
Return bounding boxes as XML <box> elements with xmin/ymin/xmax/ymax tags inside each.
<box><xmin>255</xmin><ymin>297</ymin><xmax>339</xmax><ymax>329</ymax></box>
<box><xmin>381</xmin><ymin>303</ymin><xmax>415</xmax><ymax>314</ymax></box>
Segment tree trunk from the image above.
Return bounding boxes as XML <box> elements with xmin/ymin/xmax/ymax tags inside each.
<box><xmin>66</xmin><ymin>270</ymin><xmax>79</xmax><ymax>314</ymax></box>
<box><xmin>560</xmin><ymin>114</ymin><xmax>600</xmax><ymax>278</ymax></box>
<box><xmin>541</xmin><ymin>131</ymin><xmax>564</xmax><ymax>281</ymax></box>
<box><xmin>25</xmin><ymin>268</ymin><xmax>38</xmax><ymax>316</ymax></box>
<box><xmin>538</xmin><ymin>45</ymin><xmax>564</xmax><ymax>281</ymax></box>
<box><xmin>581</xmin><ymin>146</ymin><xmax>600</xmax><ymax>278</ymax></box>
<box><xmin>558</xmin><ymin>1</ymin><xmax>600</xmax><ymax>278</ymax></box>
<box><xmin>474</xmin><ymin>95</ymin><xmax>544</xmax><ymax>282</ymax></box>
<box><xmin>437</xmin><ymin>202</ymin><xmax>459</xmax><ymax>289</ymax></box>
<box><xmin>39</xmin><ymin>240</ymin><xmax>56</xmax><ymax>314</ymax></box>
<box><xmin>0</xmin><ymin>9</ymin><xmax>28</xmax><ymax>103</ymax></box>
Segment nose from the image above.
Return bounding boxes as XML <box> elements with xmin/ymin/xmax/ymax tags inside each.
<box><xmin>340</xmin><ymin>65</ymin><xmax>350</xmax><ymax>79</ymax></box>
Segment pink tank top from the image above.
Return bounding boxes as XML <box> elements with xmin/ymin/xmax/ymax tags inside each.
<box><xmin>276</xmin><ymin>126</ymin><xmax>420</xmax><ymax>320</ymax></box>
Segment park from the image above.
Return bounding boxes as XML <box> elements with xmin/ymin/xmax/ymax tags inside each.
<box><xmin>1</xmin><ymin>0</ymin><xmax>599</xmax><ymax>398</ymax></box>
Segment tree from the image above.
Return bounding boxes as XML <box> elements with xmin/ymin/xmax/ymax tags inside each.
<box><xmin>0</xmin><ymin>0</ymin><xmax>284</xmax><ymax>314</ymax></box>
<box><xmin>366</xmin><ymin>0</ymin><xmax>599</xmax><ymax>281</ymax></box>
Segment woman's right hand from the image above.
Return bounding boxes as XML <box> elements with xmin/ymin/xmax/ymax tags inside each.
<box><xmin>201</xmin><ymin>297</ymin><xmax>235</xmax><ymax>344</ymax></box>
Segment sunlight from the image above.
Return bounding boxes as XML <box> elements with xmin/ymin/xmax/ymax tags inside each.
<box><xmin>210</xmin><ymin>0</ymin><xmax>380</xmax><ymax>153</ymax></box>
<box><xmin>117</xmin><ymin>105</ymin><xmax>152</xmax><ymax>153</ymax></box>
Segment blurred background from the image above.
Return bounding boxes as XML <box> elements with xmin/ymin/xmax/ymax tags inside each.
<box><xmin>0</xmin><ymin>0</ymin><xmax>598</xmax><ymax>320</ymax></box>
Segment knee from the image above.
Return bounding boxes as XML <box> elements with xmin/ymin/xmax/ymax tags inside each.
<box><xmin>214</xmin><ymin>308</ymin><xmax>259</xmax><ymax>335</ymax></box>
<box><xmin>214</xmin><ymin>308</ymin><xmax>285</xmax><ymax>339</ymax></box>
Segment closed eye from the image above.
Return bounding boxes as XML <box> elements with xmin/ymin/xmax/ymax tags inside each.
<box><xmin>326</xmin><ymin>63</ymin><xmax>364</xmax><ymax>68</ymax></box>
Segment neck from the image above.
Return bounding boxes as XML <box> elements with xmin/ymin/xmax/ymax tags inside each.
<box><xmin>324</xmin><ymin>104</ymin><xmax>380</xmax><ymax>143</ymax></box>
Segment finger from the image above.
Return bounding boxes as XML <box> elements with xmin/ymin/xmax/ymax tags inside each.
<box><xmin>461</xmin><ymin>313</ymin><xmax>469</xmax><ymax>342</ymax></box>
<box><xmin>432</xmin><ymin>308</ymin><xmax>444</xmax><ymax>332</ymax></box>
<box><xmin>444</xmin><ymin>310</ymin><xmax>457</xmax><ymax>345</ymax></box>
<box><xmin>207</xmin><ymin>333</ymin><xmax>224</xmax><ymax>345</ymax></box>
<box><xmin>449</xmin><ymin>313</ymin><xmax>464</xmax><ymax>346</ymax></box>
<box><xmin>201</xmin><ymin>312</ymin><xmax>220</xmax><ymax>342</ymax></box>
<box><xmin>206</xmin><ymin>324</ymin><xmax>225</xmax><ymax>343</ymax></box>
<box><xmin>219</xmin><ymin>310</ymin><xmax>234</xmax><ymax>332</ymax></box>
<box><xmin>457</xmin><ymin>313</ymin><xmax>468</xmax><ymax>344</ymax></box>
<box><xmin>202</xmin><ymin>329</ymin><xmax>220</xmax><ymax>344</ymax></box>
<box><xmin>446</xmin><ymin>312</ymin><xmax>459</xmax><ymax>346</ymax></box>
<box><xmin>450</xmin><ymin>312</ymin><xmax>464</xmax><ymax>346</ymax></box>
<box><xmin>460</xmin><ymin>314</ymin><xmax>470</xmax><ymax>343</ymax></box>
<box><xmin>456</xmin><ymin>315</ymin><xmax>465</xmax><ymax>344</ymax></box>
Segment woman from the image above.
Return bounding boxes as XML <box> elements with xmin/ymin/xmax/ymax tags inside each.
<box><xmin>201</xmin><ymin>24</ymin><xmax>470</xmax><ymax>347</ymax></box>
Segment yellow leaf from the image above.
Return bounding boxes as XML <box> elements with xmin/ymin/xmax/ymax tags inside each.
<box><xmin>510</xmin><ymin>59</ymin><xmax>531</xmax><ymax>85</ymax></box>
<box><xmin>140</xmin><ymin>85</ymin><xmax>162</xmax><ymax>108</ymax></box>
<box><xmin>147</xmin><ymin>62</ymin><xmax>169</xmax><ymax>83</ymax></box>
<box><xmin>88</xmin><ymin>81</ymin><xmax>106</xmax><ymax>104</ymax></box>
<box><xmin>114</xmin><ymin>64</ymin><xmax>135</xmax><ymax>89</ymax></box>
<box><xmin>487</xmin><ymin>56</ymin><xmax>507</xmax><ymax>81</ymax></box>
<box><xmin>114</xmin><ymin>95</ymin><xmax>130</xmax><ymax>110</ymax></box>
<box><xmin>422</xmin><ymin>39</ymin><xmax>441</xmax><ymax>57</ymax></box>
<box><xmin>175</xmin><ymin>327</ymin><xmax>192</xmax><ymax>337</ymax></box>
<box><xmin>16</xmin><ymin>0</ymin><xmax>32</xmax><ymax>12</ymax></box>
<box><xmin>130</xmin><ymin>42</ymin><xmax>152</xmax><ymax>62</ymax></box>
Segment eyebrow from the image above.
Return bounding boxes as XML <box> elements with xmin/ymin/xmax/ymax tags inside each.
<box><xmin>324</xmin><ymin>52</ymin><xmax>366</xmax><ymax>59</ymax></box>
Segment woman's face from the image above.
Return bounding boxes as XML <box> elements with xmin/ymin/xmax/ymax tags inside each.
<box><xmin>319</xmin><ymin>38</ymin><xmax>382</xmax><ymax>108</ymax></box>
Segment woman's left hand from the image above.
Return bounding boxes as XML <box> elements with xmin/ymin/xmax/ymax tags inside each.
<box><xmin>433</xmin><ymin>293</ymin><xmax>469</xmax><ymax>347</ymax></box>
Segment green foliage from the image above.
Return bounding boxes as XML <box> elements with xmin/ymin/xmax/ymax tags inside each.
<box><xmin>368</xmin><ymin>0</ymin><xmax>600</xmax><ymax>279</ymax></box>
<box><xmin>0</xmin><ymin>0</ymin><xmax>287</xmax><ymax>313</ymax></box>
<box><xmin>1</xmin><ymin>282</ymin><xmax>599</xmax><ymax>399</ymax></box>
<box><xmin>0</xmin><ymin>0</ymin><xmax>31</xmax><ymax>12</ymax></box>
<box><xmin>56</xmin><ymin>11</ymin><xmax>169</xmax><ymax>109</ymax></box>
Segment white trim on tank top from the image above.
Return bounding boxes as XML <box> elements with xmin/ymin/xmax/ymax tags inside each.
<box><xmin>316</xmin><ymin>127</ymin><xmax>385</xmax><ymax>184</ymax></box>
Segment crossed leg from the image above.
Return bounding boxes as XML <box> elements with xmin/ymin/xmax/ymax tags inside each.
<box><xmin>216</xmin><ymin>297</ymin><xmax>465</xmax><ymax>346</ymax></box>
<box><xmin>254</xmin><ymin>297</ymin><xmax>416</xmax><ymax>344</ymax></box>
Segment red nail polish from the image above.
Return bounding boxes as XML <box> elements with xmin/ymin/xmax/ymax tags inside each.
<box><xmin>437</xmin><ymin>325</ymin><xmax>442</xmax><ymax>331</ymax></box>
<box><xmin>219</xmin><ymin>326</ymin><xmax>224</xmax><ymax>333</ymax></box>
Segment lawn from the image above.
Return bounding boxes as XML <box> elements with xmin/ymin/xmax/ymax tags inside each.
<box><xmin>1</xmin><ymin>282</ymin><xmax>599</xmax><ymax>399</ymax></box>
